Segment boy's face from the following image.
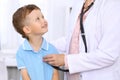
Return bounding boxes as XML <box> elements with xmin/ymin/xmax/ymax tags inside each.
<box><xmin>25</xmin><ymin>9</ymin><xmax>48</xmax><ymax>36</ymax></box>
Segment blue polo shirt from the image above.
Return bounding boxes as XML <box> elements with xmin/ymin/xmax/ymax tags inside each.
<box><xmin>16</xmin><ymin>38</ymin><xmax>58</xmax><ymax>80</ymax></box>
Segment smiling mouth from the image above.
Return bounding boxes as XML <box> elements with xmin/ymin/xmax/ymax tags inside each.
<box><xmin>42</xmin><ymin>25</ymin><xmax>47</xmax><ymax>28</ymax></box>
<box><xmin>42</xmin><ymin>22</ymin><xmax>48</xmax><ymax>28</ymax></box>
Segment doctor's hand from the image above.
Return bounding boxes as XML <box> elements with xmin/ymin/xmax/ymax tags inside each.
<box><xmin>43</xmin><ymin>54</ymin><xmax>65</xmax><ymax>67</ymax></box>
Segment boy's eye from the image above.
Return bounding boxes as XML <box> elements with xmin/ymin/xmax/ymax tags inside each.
<box><xmin>42</xmin><ymin>15</ymin><xmax>44</xmax><ymax>19</ymax></box>
<box><xmin>36</xmin><ymin>17</ymin><xmax>40</xmax><ymax>20</ymax></box>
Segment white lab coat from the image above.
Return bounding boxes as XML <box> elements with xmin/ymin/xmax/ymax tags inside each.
<box><xmin>52</xmin><ymin>0</ymin><xmax>120</xmax><ymax>80</ymax></box>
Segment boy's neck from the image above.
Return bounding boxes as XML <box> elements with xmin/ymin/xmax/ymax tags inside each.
<box><xmin>29</xmin><ymin>36</ymin><xmax>43</xmax><ymax>52</ymax></box>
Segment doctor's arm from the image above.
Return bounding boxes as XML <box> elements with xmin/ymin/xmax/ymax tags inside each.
<box><xmin>50</xmin><ymin>37</ymin><xmax>67</xmax><ymax>53</ymax></box>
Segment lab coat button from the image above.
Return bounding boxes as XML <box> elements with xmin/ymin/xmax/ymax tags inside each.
<box><xmin>80</xmin><ymin>74</ymin><xmax>82</xmax><ymax>77</ymax></box>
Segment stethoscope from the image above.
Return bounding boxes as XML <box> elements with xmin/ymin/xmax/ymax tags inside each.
<box><xmin>52</xmin><ymin>1</ymin><xmax>94</xmax><ymax>72</ymax></box>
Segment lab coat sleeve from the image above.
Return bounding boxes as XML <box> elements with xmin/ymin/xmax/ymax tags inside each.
<box><xmin>50</xmin><ymin>37</ymin><xmax>67</xmax><ymax>53</ymax></box>
<box><xmin>67</xmin><ymin>1</ymin><xmax>120</xmax><ymax>74</ymax></box>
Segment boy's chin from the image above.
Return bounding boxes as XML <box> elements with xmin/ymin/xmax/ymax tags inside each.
<box><xmin>42</xmin><ymin>30</ymin><xmax>48</xmax><ymax>35</ymax></box>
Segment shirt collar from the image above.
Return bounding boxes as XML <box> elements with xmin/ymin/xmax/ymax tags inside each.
<box><xmin>22</xmin><ymin>37</ymin><xmax>49</xmax><ymax>51</ymax></box>
<box><xmin>41</xmin><ymin>38</ymin><xmax>49</xmax><ymax>51</ymax></box>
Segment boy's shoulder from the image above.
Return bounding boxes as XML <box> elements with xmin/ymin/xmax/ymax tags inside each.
<box><xmin>16</xmin><ymin>39</ymin><xmax>28</xmax><ymax>56</ymax></box>
<box><xmin>16</xmin><ymin>44</ymin><xmax>24</xmax><ymax>55</ymax></box>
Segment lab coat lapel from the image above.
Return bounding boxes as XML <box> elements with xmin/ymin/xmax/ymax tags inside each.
<box><xmin>66</xmin><ymin>0</ymin><xmax>85</xmax><ymax>54</ymax></box>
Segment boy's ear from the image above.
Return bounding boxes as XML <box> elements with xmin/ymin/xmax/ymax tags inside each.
<box><xmin>23</xmin><ymin>26</ymin><xmax>31</xmax><ymax>34</ymax></box>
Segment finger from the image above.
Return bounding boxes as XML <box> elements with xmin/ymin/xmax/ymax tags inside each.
<box><xmin>43</xmin><ymin>55</ymin><xmax>53</xmax><ymax>59</ymax></box>
<box><xmin>43</xmin><ymin>57</ymin><xmax>55</xmax><ymax>62</ymax></box>
<box><xmin>48</xmin><ymin>61</ymin><xmax>55</xmax><ymax>66</ymax></box>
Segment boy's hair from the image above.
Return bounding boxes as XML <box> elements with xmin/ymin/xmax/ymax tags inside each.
<box><xmin>12</xmin><ymin>4</ymin><xmax>40</xmax><ymax>39</ymax></box>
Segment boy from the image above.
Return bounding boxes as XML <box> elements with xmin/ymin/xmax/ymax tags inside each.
<box><xmin>12</xmin><ymin>4</ymin><xmax>59</xmax><ymax>80</ymax></box>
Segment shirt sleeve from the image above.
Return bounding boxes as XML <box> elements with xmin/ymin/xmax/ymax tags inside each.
<box><xmin>16</xmin><ymin>50</ymin><xmax>26</xmax><ymax>70</ymax></box>
<box><xmin>50</xmin><ymin>37</ymin><xmax>67</xmax><ymax>53</ymax></box>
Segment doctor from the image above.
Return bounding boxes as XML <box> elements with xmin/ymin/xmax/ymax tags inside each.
<box><xmin>44</xmin><ymin>0</ymin><xmax>120</xmax><ymax>80</ymax></box>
